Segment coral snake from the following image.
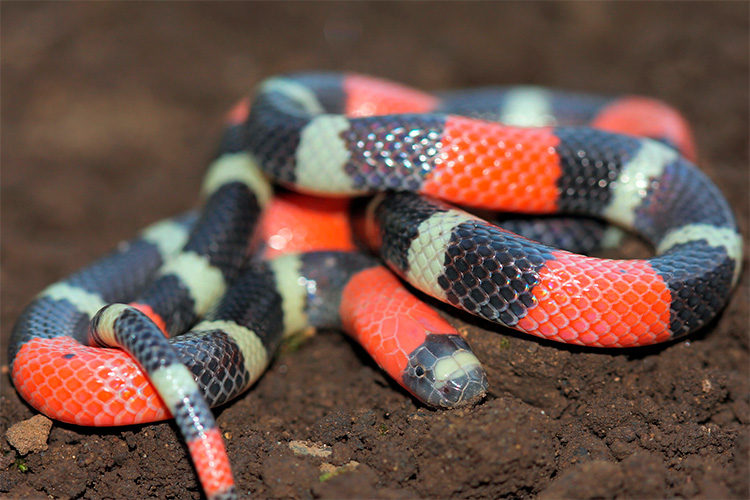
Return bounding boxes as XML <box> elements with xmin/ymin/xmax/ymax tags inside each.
<box><xmin>8</xmin><ymin>72</ymin><xmax>742</xmax><ymax>500</ymax></box>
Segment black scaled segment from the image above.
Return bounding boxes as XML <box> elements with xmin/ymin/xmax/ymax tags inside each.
<box><xmin>650</xmin><ymin>240</ymin><xmax>736</xmax><ymax>338</ymax></box>
<box><xmin>8</xmin><ymin>297</ymin><xmax>89</xmax><ymax>364</ymax></box>
<box><xmin>496</xmin><ymin>215</ymin><xmax>609</xmax><ymax>255</ymax></box>
<box><xmin>129</xmin><ymin>188</ymin><xmax>259</xmax><ymax>339</ymax></box>
<box><xmin>342</xmin><ymin>114</ymin><xmax>446</xmax><ymax>192</ymax></box>
<box><xmin>549</xmin><ymin>92</ymin><xmax>615</xmax><ymax>125</ymax></box>
<box><xmin>136</xmin><ymin>182</ymin><xmax>261</xmax><ymax>338</ymax></box>
<box><xmin>438</xmin><ymin>88</ymin><xmax>518</xmax><ymax>122</ymax></box>
<box><xmin>176</xmin><ymin>329</ymin><xmax>250</xmax><ymax>407</ymax></box>
<box><xmin>633</xmin><ymin>158</ymin><xmax>738</xmax><ymax>245</ymax></box>
<box><xmin>139</xmin><ymin>183</ymin><xmax>261</xmax><ymax>337</ymax></box>
<box><xmin>138</xmin><ymin>274</ymin><xmax>196</xmax><ymax>337</ymax></box>
<box><xmin>287</xmin><ymin>72</ymin><xmax>347</xmax><ymax>113</ymax></box>
<box><xmin>172</xmin><ymin>392</ymin><xmax>218</xmax><ymax>441</ymax></box>
<box><xmin>66</xmin><ymin>239</ymin><xmax>166</xmax><ymax>303</ymax></box>
<box><xmin>438</xmin><ymin>88</ymin><xmax>614</xmax><ymax>126</ymax></box>
<box><xmin>167</xmin><ymin>262</ymin><xmax>286</xmax><ymax>408</ymax></box>
<box><xmin>111</xmin><ymin>307</ymin><xmax>176</xmax><ymax>374</ymax></box>
<box><xmin>439</xmin><ymin>220</ymin><xmax>555</xmax><ymax>327</ymax></box>
<box><xmin>206</xmin><ymin>262</ymin><xmax>285</xmax><ymax>357</ymax></box>
<box><xmin>243</xmin><ymin>88</ymin><xmax>310</xmax><ymax>185</ymax></box>
<box><xmin>218</xmin><ymin>122</ymin><xmax>246</xmax><ymax>155</ymax></box>
<box><xmin>184</xmin><ymin>182</ymin><xmax>260</xmax><ymax>281</ymax></box>
<box><xmin>300</xmin><ymin>251</ymin><xmax>379</xmax><ymax>329</ymax></box>
<box><xmin>374</xmin><ymin>192</ymin><xmax>450</xmax><ymax>275</ymax></box>
<box><xmin>554</xmin><ymin>127</ymin><xmax>641</xmax><ymax>215</ymax></box>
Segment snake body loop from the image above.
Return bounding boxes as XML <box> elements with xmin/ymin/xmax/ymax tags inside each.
<box><xmin>9</xmin><ymin>72</ymin><xmax>742</xmax><ymax>500</ymax></box>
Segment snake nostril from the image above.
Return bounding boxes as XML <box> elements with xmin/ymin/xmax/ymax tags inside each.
<box><xmin>415</xmin><ymin>365</ymin><xmax>425</xmax><ymax>377</ymax></box>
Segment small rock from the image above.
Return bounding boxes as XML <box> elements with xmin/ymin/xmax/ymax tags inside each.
<box><xmin>6</xmin><ymin>415</ymin><xmax>53</xmax><ymax>455</ymax></box>
<box><xmin>288</xmin><ymin>439</ymin><xmax>332</xmax><ymax>458</ymax></box>
<box><xmin>319</xmin><ymin>460</ymin><xmax>360</xmax><ymax>480</ymax></box>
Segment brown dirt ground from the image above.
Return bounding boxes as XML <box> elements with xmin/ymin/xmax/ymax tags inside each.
<box><xmin>1</xmin><ymin>3</ymin><xmax>748</xmax><ymax>499</ymax></box>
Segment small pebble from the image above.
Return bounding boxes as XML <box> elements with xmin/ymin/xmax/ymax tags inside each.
<box><xmin>6</xmin><ymin>415</ymin><xmax>53</xmax><ymax>455</ymax></box>
<box><xmin>289</xmin><ymin>439</ymin><xmax>332</xmax><ymax>458</ymax></box>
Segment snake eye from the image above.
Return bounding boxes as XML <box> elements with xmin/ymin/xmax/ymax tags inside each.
<box><xmin>414</xmin><ymin>365</ymin><xmax>425</xmax><ymax>377</ymax></box>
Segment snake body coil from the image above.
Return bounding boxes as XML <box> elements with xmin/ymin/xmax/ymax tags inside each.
<box><xmin>9</xmin><ymin>72</ymin><xmax>742</xmax><ymax>500</ymax></box>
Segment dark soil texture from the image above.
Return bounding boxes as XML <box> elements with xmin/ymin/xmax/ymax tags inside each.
<box><xmin>2</xmin><ymin>3</ymin><xmax>748</xmax><ymax>499</ymax></box>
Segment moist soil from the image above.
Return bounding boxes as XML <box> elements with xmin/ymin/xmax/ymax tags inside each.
<box><xmin>1</xmin><ymin>3</ymin><xmax>748</xmax><ymax>499</ymax></box>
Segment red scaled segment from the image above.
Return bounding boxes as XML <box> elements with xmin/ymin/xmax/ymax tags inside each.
<box><xmin>187</xmin><ymin>428</ymin><xmax>235</xmax><ymax>500</ymax></box>
<box><xmin>225</xmin><ymin>97</ymin><xmax>251</xmax><ymax>126</ymax></box>
<box><xmin>340</xmin><ymin>266</ymin><xmax>460</xmax><ymax>384</ymax></box>
<box><xmin>517</xmin><ymin>252</ymin><xmax>672</xmax><ymax>347</ymax></box>
<box><xmin>261</xmin><ymin>192</ymin><xmax>355</xmax><ymax>258</ymax></box>
<box><xmin>592</xmin><ymin>96</ymin><xmax>696</xmax><ymax>161</ymax></box>
<box><xmin>11</xmin><ymin>337</ymin><xmax>169</xmax><ymax>426</ymax></box>
<box><xmin>422</xmin><ymin>116</ymin><xmax>562</xmax><ymax>211</ymax></box>
<box><xmin>344</xmin><ymin>74</ymin><xmax>439</xmax><ymax>116</ymax></box>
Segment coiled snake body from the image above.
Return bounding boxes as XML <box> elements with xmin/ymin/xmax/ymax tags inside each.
<box><xmin>9</xmin><ymin>73</ymin><xmax>742</xmax><ymax>499</ymax></box>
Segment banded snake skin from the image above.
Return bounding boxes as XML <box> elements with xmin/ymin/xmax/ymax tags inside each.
<box><xmin>9</xmin><ymin>72</ymin><xmax>742</xmax><ymax>499</ymax></box>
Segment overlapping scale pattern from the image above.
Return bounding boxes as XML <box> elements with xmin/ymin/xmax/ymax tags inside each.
<box><xmin>176</xmin><ymin>330</ymin><xmax>251</xmax><ymax>407</ymax></box>
<box><xmin>187</xmin><ymin>428</ymin><xmax>235</xmax><ymax>500</ymax></box>
<box><xmin>516</xmin><ymin>252</ymin><xmax>671</xmax><ymax>347</ymax></box>
<box><xmin>438</xmin><ymin>220</ymin><xmax>553</xmax><ymax>327</ymax></box>
<box><xmin>12</xmin><ymin>337</ymin><xmax>167</xmax><ymax>426</ymax></box>
<box><xmin>422</xmin><ymin>116</ymin><xmax>562</xmax><ymax>211</ymax></box>
<box><xmin>553</xmin><ymin>127</ymin><xmax>641</xmax><ymax>214</ymax></box>
<box><xmin>340</xmin><ymin>266</ymin><xmax>455</xmax><ymax>377</ymax></box>
<box><xmin>243</xmin><ymin>90</ymin><xmax>309</xmax><ymax>185</ymax></box>
<box><xmin>340</xmin><ymin>265</ymin><xmax>487</xmax><ymax>407</ymax></box>
<box><xmin>342</xmin><ymin>114</ymin><xmax>445</xmax><ymax>191</ymax></box>
<box><xmin>371</xmin><ymin>192</ymin><xmax>449</xmax><ymax>275</ymax></box>
<box><xmin>650</xmin><ymin>241</ymin><xmax>737</xmax><ymax>337</ymax></box>
<box><xmin>634</xmin><ymin>158</ymin><xmax>735</xmax><ymax>243</ymax></box>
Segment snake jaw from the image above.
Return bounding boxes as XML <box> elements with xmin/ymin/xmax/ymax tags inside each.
<box><xmin>402</xmin><ymin>333</ymin><xmax>488</xmax><ymax>408</ymax></box>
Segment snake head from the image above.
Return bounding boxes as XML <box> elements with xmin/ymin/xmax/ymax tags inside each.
<box><xmin>402</xmin><ymin>333</ymin><xmax>488</xmax><ymax>408</ymax></box>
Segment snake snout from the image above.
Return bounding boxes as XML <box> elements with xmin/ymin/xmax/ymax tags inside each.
<box><xmin>402</xmin><ymin>333</ymin><xmax>488</xmax><ymax>408</ymax></box>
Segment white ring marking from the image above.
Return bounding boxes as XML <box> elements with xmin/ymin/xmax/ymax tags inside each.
<box><xmin>432</xmin><ymin>351</ymin><xmax>482</xmax><ymax>389</ymax></box>
<box><xmin>658</xmin><ymin>223</ymin><xmax>743</xmax><ymax>286</ymax></box>
<box><xmin>141</xmin><ymin>219</ymin><xmax>191</xmax><ymax>257</ymax></box>
<box><xmin>160</xmin><ymin>252</ymin><xmax>227</xmax><ymax>317</ymax></box>
<box><xmin>296</xmin><ymin>115</ymin><xmax>364</xmax><ymax>195</ymax></box>
<box><xmin>191</xmin><ymin>319</ymin><xmax>270</xmax><ymax>384</ymax></box>
<box><xmin>269</xmin><ymin>255</ymin><xmax>309</xmax><ymax>337</ymax></box>
<box><xmin>41</xmin><ymin>283</ymin><xmax>107</xmax><ymax>317</ymax></box>
<box><xmin>406</xmin><ymin>210</ymin><xmax>480</xmax><ymax>301</ymax></box>
<box><xmin>500</xmin><ymin>87</ymin><xmax>555</xmax><ymax>127</ymax></box>
<box><xmin>604</xmin><ymin>140</ymin><xmax>678</xmax><ymax>228</ymax></box>
<box><xmin>150</xmin><ymin>364</ymin><xmax>201</xmax><ymax>411</ymax></box>
<box><xmin>202</xmin><ymin>152</ymin><xmax>273</xmax><ymax>208</ymax></box>
<box><xmin>260</xmin><ymin>77</ymin><xmax>325</xmax><ymax>115</ymax></box>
